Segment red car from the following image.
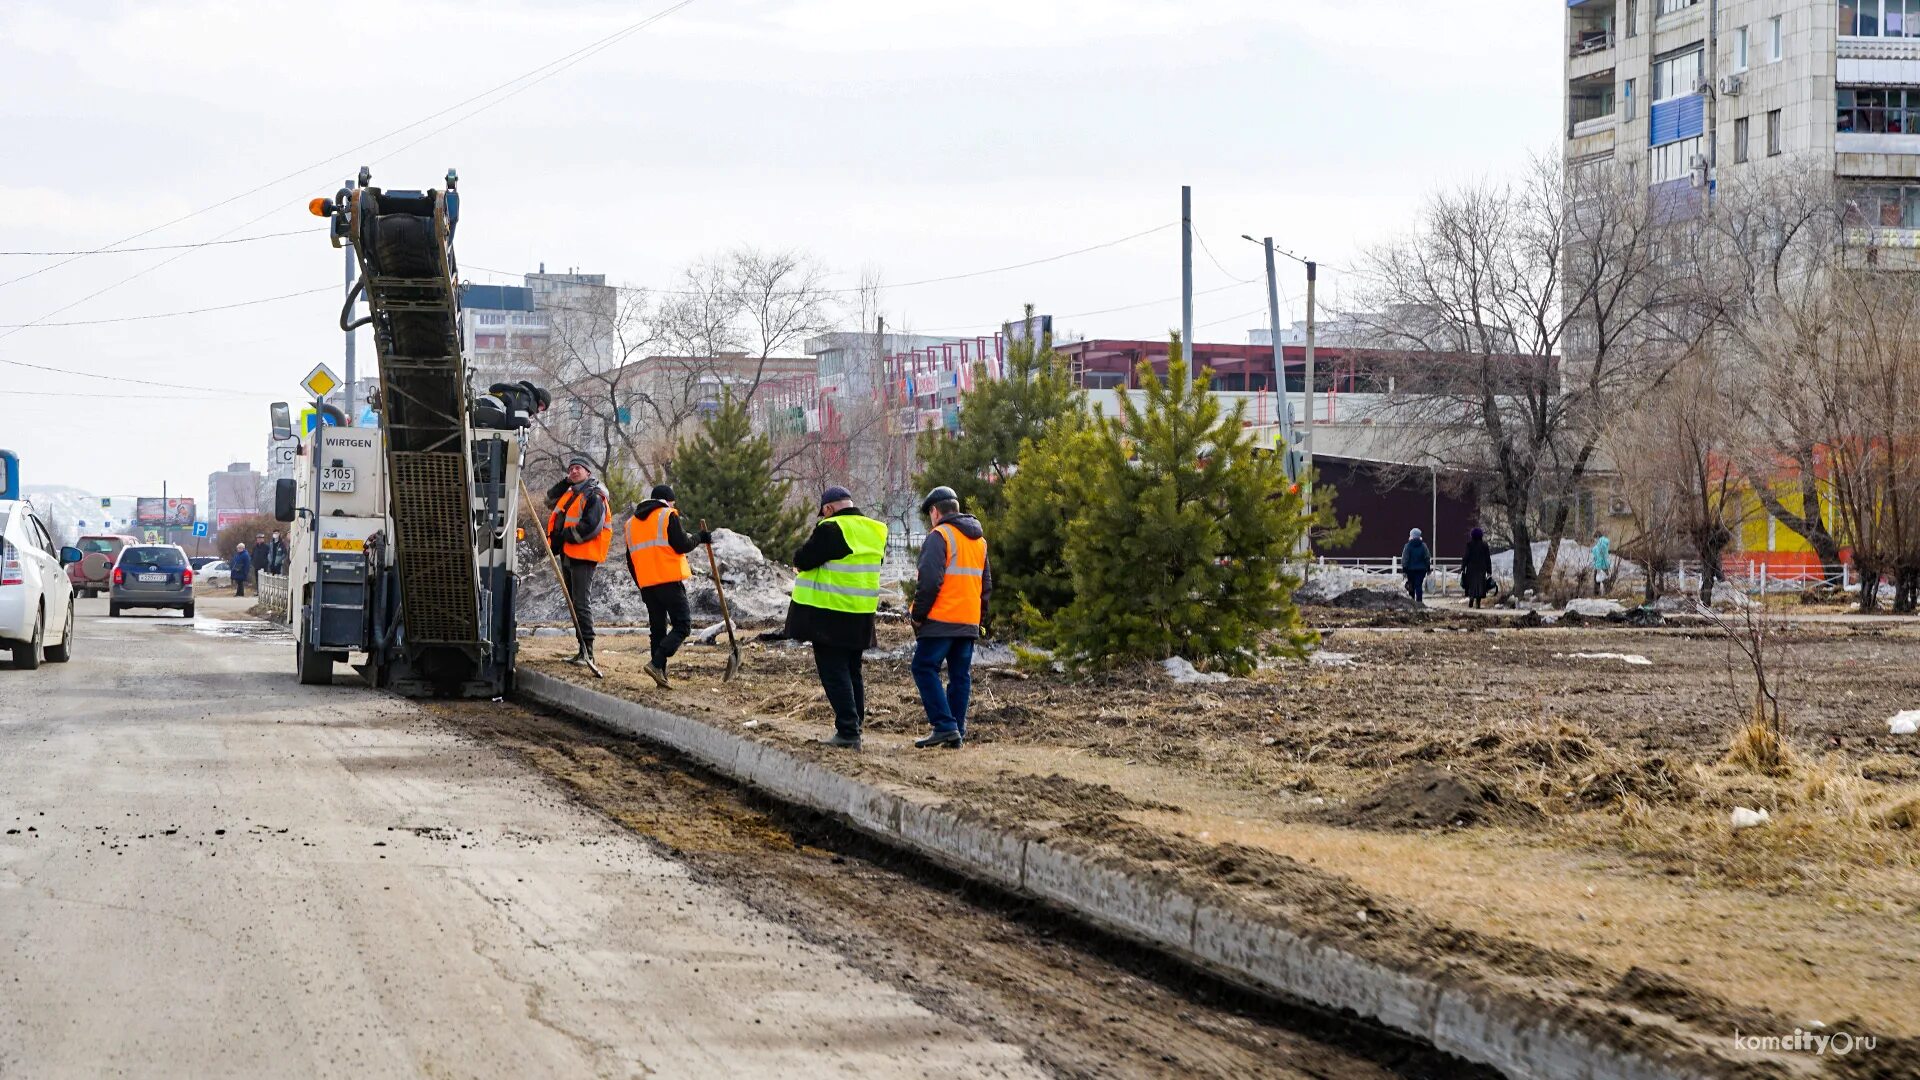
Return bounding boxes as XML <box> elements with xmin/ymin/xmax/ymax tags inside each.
<box><xmin>67</xmin><ymin>534</ymin><xmax>137</xmax><ymax>599</ymax></box>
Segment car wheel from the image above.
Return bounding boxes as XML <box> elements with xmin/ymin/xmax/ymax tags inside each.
<box><xmin>45</xmin><ymin>602</ymin><xmax>75</xmax><ymax>663</ymax></box>
<box><xmin>296</xmin><ymin>637</ymin><xmax>333</xmax><ymax>686</ymax></box>
<box><xmin>182</xmin><ymin>603</ymin><xmax>196</xmax><ymax>619</ymax></box>
<box><xmin>109</xmin><ymin>603</ymin><xmax>122</xmax><ymax>617</ymax></box>
<box><xmin>9</xmin><ymin>609</ymin><xmax>43</xmax><ymax>670</ymax></box>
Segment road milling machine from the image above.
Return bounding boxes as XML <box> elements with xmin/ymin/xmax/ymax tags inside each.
<box><xmin>273</xmin><ymin>168</ymin><xmax>532</xmax><ymax>697</ymax></box>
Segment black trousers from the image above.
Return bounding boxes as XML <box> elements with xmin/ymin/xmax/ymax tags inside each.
<box><xmin>560</xmin><ymin>556</ymin><xmax>597</xmax><ymax>645</ymax></box>
<box><xmin>641</xmin><ymin>580</ymin><xmax>691</xmax><ymax>671</ymax></box>
<box><xmin>812</xmin><ymin>643</ymin><xmax>866</xmax><ymax>738</ymax></box>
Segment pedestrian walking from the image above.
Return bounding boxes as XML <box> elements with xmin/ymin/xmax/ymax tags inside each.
<box><xmin>1462</xmin><ymin>527</ymin><xmax>1494</xmax><ymax>608</ymax></box>
<box><xmin>1401</xmin><ymin>528</ymin><xmax>1432</xmax><ymax>607</ymax></box>
<box><xmin>1590</xmin><ymin>529</ymin><xmax>1612</xmax><ymax>596</ymax></box>
<box><xmin>784</xmin><ymin>485</ymin><xmax>888</xmax><ymax>750</ymax></box>
<box><xmin>545</xmin><ymin>456</ymin><xmax>612</xmax><ymax>667</ymax></box>
<box><xmin>625</xmin><ymin>484</ymin><xmax>707</xmax><ymax>689</ymax></box>
<box><xmin>230</xmin><ymin>542</ymin><xmax>252</xmax><ymax>598</ymax></box>
<box><xmin>909</xmin><ymin>486</ymin><xmax>990</xmax><ymax>750</ymax></box>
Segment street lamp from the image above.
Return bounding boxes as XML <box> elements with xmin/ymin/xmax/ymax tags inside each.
<box><xmin>1241</xmin><ymin>235</ymin><xmax>1315</xmax><ymax>511</ymax></box>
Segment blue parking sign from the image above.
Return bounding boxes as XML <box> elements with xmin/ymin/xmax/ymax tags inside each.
<box><xmin>192</xmin><ymin>522</ymin><xmax>209</xmax><ymax>537</ymax></box>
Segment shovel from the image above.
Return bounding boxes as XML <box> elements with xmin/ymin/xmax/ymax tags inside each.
<box><xmin>519</xmin><ymin>477</ymin><xmax>604</xmax><ymax>679</ymax></box>
<box><xmin>700</xmin><ymin>520</ymin><xmax>743</xmax><ymax>682</ymax></box>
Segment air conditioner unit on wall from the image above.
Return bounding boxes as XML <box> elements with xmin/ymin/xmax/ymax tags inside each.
<box><xmin>1718</xmin><ymin>73</ymin><xmax>1744</xmax><ymax>96</ymax></box>
<box><xmin>1695</xmin><ymin>76</ymin><xmax>1714</xmax><ymax>96</ymax></box>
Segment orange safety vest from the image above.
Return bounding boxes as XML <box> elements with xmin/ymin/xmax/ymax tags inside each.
<box><xmin>626</xmin><ymin>506</ymin><xmax>691</xmax><ymax>588</ymax></box>
<box><xmin>547</xmin><ymin>487</ymin><xmax>612</xmax><ymax>563</ymax></box>
<box><xmin>926</xmin><ymin>522</ymin><xmax>987</xmax><ymax>625</ymax></box>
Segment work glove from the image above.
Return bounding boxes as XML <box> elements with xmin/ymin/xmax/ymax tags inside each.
<box><xmin>697</xmin><ymin>530</ymin><xmax>713</xmax><ymax>546</ymax></box>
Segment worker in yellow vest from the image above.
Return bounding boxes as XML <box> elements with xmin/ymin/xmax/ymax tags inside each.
<box><xmin>544</xmin><ymin>456</ymin><xmax>612</xmax><ymax>665</ymax></box>
<box><xmin>909</xmin><ymin>486</ymin><xmax>990</xmax><ymax>749</ymax></box>
<box><xmin>783</xmin><ymin>485</ymin><xmax>887</xmax><ymax>750</ymax></box>
<box><xmin>625</xmin><ymin>484</ymin><xmax>708</xmax><ymax>689</ymax></box>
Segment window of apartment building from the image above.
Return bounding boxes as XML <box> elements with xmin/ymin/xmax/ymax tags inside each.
<box><xmin>1734</xmin><ymin>116</ymin><xmax>1751</xmax><ymax>162</ymax></box>
<box><xmin>1625</xmin><ymin>0</ymin><xmax>1639</xmax><ymax>36</ymax></box>
<box><xmin>1657</xmin><ymin>0</ymin><xmax>1696</xmax><ymax>15</ymax></box>
<box><xmin>477</xmin><ymin>312</ymin><xmax>506</xmax><ymax>326</ymax></box>
<box><xmin>1841</xmin><ymin>0</ymin><xmax>1920</xmax><ymax>36</ymax></box>
<box><xmin>1839</xmin><ymin>87</ymin><xmax>1920</xmax><ymax>132</ymax></box>
<box><xmin>1651</xmin><ymin>136</ymin><xmax>1704</xmax><ymax>181</ymax></box>
<box><xmin>1733</xmin><ymin>26</ymin><xmax>1749</xmax><ymax>70</ymax></box>
<box><xmin>1766</xmin><ymin>108</ymin><xmax>1783</xmax><ymax>154</ymax></box>
<box><xmin>1623</xmin><ymin>77</ymin><xmax>1637</xmax><ymax>120</ymax></box>
<box><xmin>1653</xmin><ymin>46</ymin><xmax>1705</xmax><ymax>100</ymax></box>
<box><xmin>1842</xmin><ymin>183</ymin><xmax>1920</xmax><ymax>227</ymax></box>
<box><xmin>1770</xmin><ymin>14</ymin><xmax>1784</xmax><ymax>57</ymax></box>
<box><xmin>1570</xmin><ymin>72</ymin><xmax>1617</xmax><ymax>126</ymax></box>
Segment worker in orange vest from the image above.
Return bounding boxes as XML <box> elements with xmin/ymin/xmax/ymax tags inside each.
<box><xmin>909</xmin><ymin>485</ymin><xmax>991</xmax><ymax>749</ymax></box>
<box><xmin>545</xmin><ymin>456</ymin><xmax>612</xmax><ymax>665</ymax></box>
<box><xmin>625</xmin><ymin>484</ymin><xmax>709</xmax><ymax>689</ymax></box>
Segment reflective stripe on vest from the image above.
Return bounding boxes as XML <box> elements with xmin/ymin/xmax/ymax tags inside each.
<box><xmin>548</xmin><ymin>488</ymin><xmax>612</xmax><ymax>563</ymax></box>
<box><xmin>792</xmin><ymin>515</ymin><xmax>889</xmax><ymax>614</ymax></box>
<box><xmin>626</xmin><ymin>507</ymin><xmax>690</xmax><ymax>588</ymax></box>
<box><xmin>926</xmin><ymin>522</ymin><xmax>987</xmax><ymax>625</ymax></box>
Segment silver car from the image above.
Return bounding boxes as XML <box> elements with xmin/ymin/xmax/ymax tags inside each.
<box><xmin>109</xmin><ymin>544</ymin><xmax>195</xmax><ymax>618</ymax></box>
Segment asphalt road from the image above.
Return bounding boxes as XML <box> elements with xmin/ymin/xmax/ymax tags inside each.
<box><xmin>0</xmin><ymin>596</ymin><xmax>1041</xmax><ymax>1079</ymax></box>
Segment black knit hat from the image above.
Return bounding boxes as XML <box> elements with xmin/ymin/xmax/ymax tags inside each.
<box><xmin>650</xmin><ymin>484</ymin><xmax>675</xmax><ymax>501</ymax></box>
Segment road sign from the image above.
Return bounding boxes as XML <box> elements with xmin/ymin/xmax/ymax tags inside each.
<box><xmin>144</xmin><ymin>530</ymin><xmax>160</xmax><ymax>544</ymax></box>
<box><xmin>298</xmin><ymin>408</ymin><xmax>338</xmax><ymax>434</ymax></box>
<box><xmin>301</xmin><ymin>363</ymin><xmax>342</xmax><ymax>400</ymax></box>
<box><xmin>270</xmin><ymin>435</ymin><xmax>299</xmax><ymax>470</ymax></box>
<box><xmin>193</xmin><ymin>522</ymin><xmax>209</xmax><ymax>537</ymax></box>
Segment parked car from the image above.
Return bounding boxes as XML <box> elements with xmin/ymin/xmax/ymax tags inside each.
<box><xmin>0</xmin><ymin>499</ymin><xmax>78</xmax><ymax>668</ymax></box>
<box><xmin>199</xmin><ymin>560</ymin><xmax>232</xmax><ymax>588</ymax></box>
<box><xmin>67</xmin><ymin>533</ymin><xmax>137</xmax><ymax>599</ymax></box>
<box><xmin>109</xmin><ymin>544</ymin><xmax>195</xmax><ymax>618</ymax></box>
<box><xmin>189</xmin><ymin>556</ymin><xmax>219</xmax><ymax>570</ymax></box>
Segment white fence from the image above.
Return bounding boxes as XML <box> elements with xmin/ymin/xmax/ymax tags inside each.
<box><xmin>257</xmin><ymin>572</ymin><xmax>290</xmax><ymax>625</ymax></box>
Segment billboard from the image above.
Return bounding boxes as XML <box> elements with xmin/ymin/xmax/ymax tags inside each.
<box><xmin>135</xmin><ymin>497</ymin><xmax>197</xmax><ymax>527</ymax></box>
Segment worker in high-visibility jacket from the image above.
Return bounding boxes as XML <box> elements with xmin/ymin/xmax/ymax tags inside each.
<box><xmin>545</xmin><ymin>456</ymin><xmax>612</xmax><ymax>665</ymax></box>
<box><xmin>783</xmin><ymin>485</ymin><xmax>888</xmax><ymax>750</ymax></box>
<box><xmin>908</xmin><ymin>485</ymin><xmax>991</xmax><ymax>749</ymax></box>
<box><xmin>625</xmin><ymin>484</ymin><xmax>708</xmax><ymax>689</ymax></box>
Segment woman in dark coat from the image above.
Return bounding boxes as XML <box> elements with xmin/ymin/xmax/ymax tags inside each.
<box><xmin>1400</xmin><ymin>528</ymin><xmax>1433</xmax><ymax>607</ymax></box>
<box><xmin>1461</xmin><ymin>526</ymin><xmax>1495</xmax><ymax>608</ymax></box>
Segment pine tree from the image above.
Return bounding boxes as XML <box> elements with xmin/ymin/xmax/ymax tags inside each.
<box><xmin>993</xmin><ymin>414</ymin><xmax>1100</xmax><ymax>632</ymax></box>
<box><xmin>1051</xmin><ymin>334</ymin><xmax>1315</xmax><ymax>674</ymax></box>
<box><xmin>671</xmin><ymin>395</ymin><xmax>811</xmax><ymax>561</ymax></box>
<box><xmin>914</xmin><ymin>305</ymin><xmax>1081</xmax><ymax>528</ymax></box>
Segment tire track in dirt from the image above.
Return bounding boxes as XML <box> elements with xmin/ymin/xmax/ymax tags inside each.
<box><xmin>427</xmin><ymin>699</ymin><xmax>1496</xmax><ymax>1080</ymax></box>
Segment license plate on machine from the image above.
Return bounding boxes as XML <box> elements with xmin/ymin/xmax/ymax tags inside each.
<box><xmin>139</xmin><ymin>573</ymin><xmax>166</xmax><ymax>583</ymax></box>
<box><xmin>319</xmin><ymin>467</ymin><xmax>356</xmax><ymax>493</ymax></box>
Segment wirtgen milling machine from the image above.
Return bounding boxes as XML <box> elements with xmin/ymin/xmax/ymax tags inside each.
<box><xmin>274</xmin><ymin>169</ymin><xmax>527</xmax><ymax>697</ymax></box>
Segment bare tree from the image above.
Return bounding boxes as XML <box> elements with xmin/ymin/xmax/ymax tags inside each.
<box><xmin>727</xmin><ymin>246</ymin><xmax>836</xmax><ymax>404</ymax></box>
<box><xmin>1353</xmin><ymin>155</ymin><xmax>1699</xmax><ymax>592</ymax></box>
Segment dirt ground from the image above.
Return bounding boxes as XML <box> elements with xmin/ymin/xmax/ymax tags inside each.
<box><xmin>522</xmin><ymin>607</ymin><xmax>1920</xmax><ymax>1075</ymax></box>
<box><xmin>430</xmin><ymin>698</ymin><xmax>1478</xmax><ymax>1080</ymax></box>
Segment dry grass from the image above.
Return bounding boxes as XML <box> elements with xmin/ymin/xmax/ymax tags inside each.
<box><xmin>1725</xmin><ymin>711</ymin><xmax>1795</xmax><ymax>774</ymax></box>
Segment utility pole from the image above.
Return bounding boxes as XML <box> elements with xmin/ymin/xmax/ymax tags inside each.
<box><xmin>1302</xmin><ymin>260</ymin><xmax>1318</xmax><ymax>512</ymax></box>
<box><xmin>1180</xmin><ymin>186</ymin><xmax>1194</xmax><ymax>370</ymax></box>
<box><xmin>343</xmin><ymin>232</ymin><xmax>358</xmax><ymax>425</ymax></box>
<box><xmin>1256</xmin><ymin>237</ymin><xmax>1297</xmax><ymax>484</ymax></box>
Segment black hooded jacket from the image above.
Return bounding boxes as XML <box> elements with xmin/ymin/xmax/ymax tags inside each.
<box><xmin>912</xmin><ymin>513</ymin><xmax>991</xmax><ymax>638</ymax></box>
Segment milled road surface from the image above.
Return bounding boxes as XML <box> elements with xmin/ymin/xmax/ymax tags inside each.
<box><xmin>0</xmin><ymin>596</ymin><xmax>1041</xmax><ymax>1078</ymax></box>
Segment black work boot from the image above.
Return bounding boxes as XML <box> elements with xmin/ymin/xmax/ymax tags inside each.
<box><xmin>821</xmin><ymin>732</ymin><xmax>862</xmax><ymax>750</ymax></box>
<box><xmin>646</xmin><ymin>662</ymin><xmax>670</xmax><ymax>689</ymax></box>
<box><xmin>914</xmin><ymin>730</ymin><xmax>963</xmax><ymax>749</ymax></box>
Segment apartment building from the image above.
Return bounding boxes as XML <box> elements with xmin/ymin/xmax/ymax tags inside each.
<box><xmin>1566</xmin><ymin>0</ymin><xmax>1920</xmax><ymax>231</ymax></box>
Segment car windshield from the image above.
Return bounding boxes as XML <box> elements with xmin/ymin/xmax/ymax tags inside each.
<box><xmin>119</xmin><ymin>546</ymin><xmax>186</xmax><ymax>570</ymax></box>
<box><xmin>79</xmin><ymin>538</ymin><xmax>119</xmax><ymax>553</ymax></box>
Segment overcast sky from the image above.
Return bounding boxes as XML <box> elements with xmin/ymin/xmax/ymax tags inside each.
<box><xmin>0</xmin><ymin>0</ymin><xmax>1562</xmax><ymax>498</ymax></box>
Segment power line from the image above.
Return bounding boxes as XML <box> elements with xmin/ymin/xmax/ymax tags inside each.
<box><xmin>1192</xmin><ymin>226</ymin><xmax>1258</xmax><ymax>284</ymax></box>
<box><xmin>0</xmin><ymin>389</ymin><xmax>216</xmax><ymax>401</ymax></box>
<box><xmin>0</xmin><ymin>229</ymin><xmax>323</xmax><ymax>257</ymax></box>
<box><xmin>0</xmin><ymin>285</ymin><xmax>333</xmax><ymax>328</ymax></box>
<box><xmin>0</xmin><ymin>0</ymin><xmax>701</xmax><ymax>294</ymax></box>
<box><xmin>918</xmin><ymin>279</ymin><xmax>1260</xmax><ymax>335</ymax></box>
<box><xmin>0</xmin><ymin>355</ymin><xmax>271</xmax><ymax>396</ymax></box>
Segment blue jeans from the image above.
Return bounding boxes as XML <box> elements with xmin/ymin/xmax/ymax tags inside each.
<box><xmin>911</xmin><ymin>637</ymin><xmax>974</xmax><ymax>735</ymax></box>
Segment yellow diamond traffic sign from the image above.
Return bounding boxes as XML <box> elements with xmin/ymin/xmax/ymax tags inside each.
<box><xmin>301</xmin><ymin>363</ymin><xmax>342</xmax><ymax>400</ymax></box>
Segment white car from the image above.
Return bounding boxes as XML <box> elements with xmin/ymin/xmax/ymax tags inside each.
<box><xmin>0</xmin><ymin>499</ymin><xmax>77</xmax><ymax>668</ymax></box>
<box><xmin>200</xmin><ymin>560</ymin><xmax>232</xmax><ymax>587</ymax></box>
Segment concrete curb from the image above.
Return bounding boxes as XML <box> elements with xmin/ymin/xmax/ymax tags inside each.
<box><xmin>516</xmin><ymin>669</ymin><xmax>1735</xmax><ymax>1080</ymax></box>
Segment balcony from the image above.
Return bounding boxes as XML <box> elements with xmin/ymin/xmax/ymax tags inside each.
<box><xmin>1569</xmin><ymin>1</ymin><xmax>1618</xmax><ymax>58</ymax></box>
<box><xmin>1568</xmin><ymin>70</ymin><xmax>1618</xmax><ymax>138</ymax></box>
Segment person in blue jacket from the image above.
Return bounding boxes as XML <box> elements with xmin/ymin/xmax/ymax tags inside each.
<box><xmin>1400</xmin><ymin>528</ymin><xmax>1432</xmax><ymax>607</ymax></box>
<box><xmin>230</xmin><ymin>542</ymin><xmax>253</xmax><ymax>598</ymax></box>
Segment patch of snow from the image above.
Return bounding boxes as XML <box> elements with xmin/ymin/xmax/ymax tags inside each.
<box><xmin>515</xmin><ymin>526</ymin><xmax>797</xmax><ymax>627</ymax></box>
<box><xmin>1889</xmin><ymin>711</ymin><xmax>1920</xmax><ymax>736</ymax></box>
<box><xmin>973</xmin><ymin>641</ymin><xmax>1018</xmax><ymax>667</ymax></box>
<box><xmin>1557</xmin><ymin>652</ymin><xmax>1653</xmax><ymax>666</ymax></box>
<box><xmin>1730</xmin><ymin>806</ymin><xmax>1772</xmax><ymax>830</ymax></box>
<box><xmin>1164</xmin><ymin>657</ymin><xmax>1230</xmax><ymax>684</ymax></box>
<box><xmin>1309</xmin><ymin>650</ymin><xmax>1357</xmax><ymax>666</ymax></box>
<box><xmin>1564</xmin><ymin>598</ymin><xmax>1626</xmax><ymax>618</ymax></box>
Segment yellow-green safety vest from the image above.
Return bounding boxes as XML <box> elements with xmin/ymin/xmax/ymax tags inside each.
<box><xmin>792</xmin><ymin>515</ymin><xmax>889</xmax><ymax>614</ymax></box>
